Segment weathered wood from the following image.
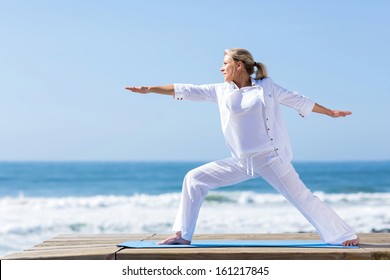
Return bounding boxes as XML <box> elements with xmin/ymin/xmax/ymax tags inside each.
<box><xmin>2</xmin><ymin>233</ymin><xmax>389</xmax><ymax>260</ymax></box>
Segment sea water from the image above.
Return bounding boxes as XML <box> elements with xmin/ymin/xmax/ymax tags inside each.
<box><xmin>1</xmin><ymin>161</ymin><xmax>389</xmax><ymax>257</ymax></box>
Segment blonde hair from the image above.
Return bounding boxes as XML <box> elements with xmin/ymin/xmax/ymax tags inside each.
<box><xmin>224</xmin><ymin>48</ymin><xmax>267</xmax><ymax>80</ymax></box>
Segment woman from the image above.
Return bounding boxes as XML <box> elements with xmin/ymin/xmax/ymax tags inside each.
<box><xmin>125</xmin><ymin>48</ymin><xmax>359</xmax><ymax>246</ymax></box>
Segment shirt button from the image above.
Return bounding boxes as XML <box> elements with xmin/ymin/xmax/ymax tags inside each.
<box><xmin>271</xmin><ymin>138</ymin><xmax>273</xmax><ymax>141</ymax></box>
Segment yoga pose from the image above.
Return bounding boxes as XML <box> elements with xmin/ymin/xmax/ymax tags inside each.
<box><xmin>125</xmin><ymin>48</ymin><xmax>359</xmax><ymax>246</ymax></box>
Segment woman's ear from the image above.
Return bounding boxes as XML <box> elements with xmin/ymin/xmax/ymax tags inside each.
<box><xmin>236</xmin><ymin>60</ymin><xmax>243</xmax><ymax>70</ymax></box>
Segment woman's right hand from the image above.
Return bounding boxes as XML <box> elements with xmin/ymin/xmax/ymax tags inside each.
<box><xmin>125</xmin><ymin>86</ymin><xmax>150</xmax><ymax>94</ymax></box>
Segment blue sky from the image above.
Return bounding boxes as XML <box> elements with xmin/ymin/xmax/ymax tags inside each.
<box><xmin>0</xmin><ymin>0</ymin><xmax>389</xmax><ymax>161</ymax></box>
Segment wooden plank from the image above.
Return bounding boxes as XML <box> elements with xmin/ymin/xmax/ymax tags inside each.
<box><xmin>2</xmin><ymin>233</ymin><xmax>389</xmax><ymax>260</ymax></box>
<box><xmin>2</xmin><ymin>247</ymin><xmax>118</xmax><ymax>260</ymax></box>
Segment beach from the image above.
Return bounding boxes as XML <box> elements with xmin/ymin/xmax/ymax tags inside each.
<box><xmin>1</xmin><ymin>161</ymin><xmax>389</xmax><ymax>257</ymax></box>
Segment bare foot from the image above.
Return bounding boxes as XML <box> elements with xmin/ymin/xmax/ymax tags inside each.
<box><xmin>157</xmin><ymin>232</ymin><xmax>191</xmax><ymax>245</ymax></box>
<box><xmin>342</xmin><ymin>237</ymin><xmax>360</xmax><ymax>246</ymax></box>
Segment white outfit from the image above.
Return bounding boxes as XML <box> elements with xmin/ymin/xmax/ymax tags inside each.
<box><xmin>171</xmin><ymin>77</ymin><xmax>357</xmax><ymax>244</ymax></box>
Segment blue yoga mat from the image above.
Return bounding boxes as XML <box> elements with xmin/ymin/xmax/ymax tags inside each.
<box><xmin>117</xmin><ymin>240</ymin><xmax>359</xmax><ymax>249</ymax></box>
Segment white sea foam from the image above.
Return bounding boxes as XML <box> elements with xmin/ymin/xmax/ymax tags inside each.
<box><xmin>1</xmin><ymin>191</ymin><xmax>389</xmax><ymax>257</ymax></box>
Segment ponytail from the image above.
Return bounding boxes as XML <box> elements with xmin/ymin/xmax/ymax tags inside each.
<box><xmin>254</xmin><ymin>62</ymin><xmax>267</xmax><ymax>80</ymax></box>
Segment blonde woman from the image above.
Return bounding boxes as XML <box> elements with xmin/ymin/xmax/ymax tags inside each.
<box><xmin>125</xmin><ymin>48</ymin><xmax>359</xmax><ymax>246</ymax></box>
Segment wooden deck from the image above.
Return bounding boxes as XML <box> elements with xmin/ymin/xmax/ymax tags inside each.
<box><xmin>2</xmin><ymin>233</ymin><xmax>390</xmax><ymax>260</ymax></box>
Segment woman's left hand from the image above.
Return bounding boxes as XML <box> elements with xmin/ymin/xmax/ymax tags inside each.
<box><xmin>328</xmin><ymin>110</ymin><xmax>352</xmax><ymax>118</ymax></box>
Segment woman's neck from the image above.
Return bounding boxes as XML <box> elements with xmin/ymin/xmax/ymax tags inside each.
<box><xmin>233</xmin><ymin>75</ymin><xmax>251</xmax><ymax>89</ymax></box>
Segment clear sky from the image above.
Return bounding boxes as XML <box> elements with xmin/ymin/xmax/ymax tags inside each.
<box><xmin>0</xmin><ymin>0</ymin><xmax>389</xmax><ymax>162</ymax></box>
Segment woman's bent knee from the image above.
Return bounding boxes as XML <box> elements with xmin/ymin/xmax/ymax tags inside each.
<box><xmin>183</xmin><ymin>170</ymin><xmax>209</xmax><ymax>199</ymax></box>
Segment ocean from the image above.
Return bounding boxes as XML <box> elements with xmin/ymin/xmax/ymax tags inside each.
<box><xmin>1</xmin><ymin>161</ymin><xmax>389</xmax><ymax>257</ymax></box>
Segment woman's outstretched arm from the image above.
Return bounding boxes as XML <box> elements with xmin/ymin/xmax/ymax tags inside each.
<box><xmin>125</xmin><ymin>85</ymin><xmax>174</xmax><ymax>95</ymax></box>
<box><xmin>312</xmin><ymin>103</ymin><xmax>352</xmax><ymax>118</ymax></box>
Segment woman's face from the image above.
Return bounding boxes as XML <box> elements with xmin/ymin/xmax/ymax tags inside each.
<box><xmin>220</xmin><ymin>55</ymin><xmax>238</xmax><ymax>82</ymax></box>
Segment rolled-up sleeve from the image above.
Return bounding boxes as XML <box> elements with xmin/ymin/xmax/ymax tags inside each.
<box><xmin>173</xmin><ymin>84</ymin><xmax>217</xmax><ymax>103</ymax></box>
<box><xmin>296</xmin><ymin>95</ymin><xmax>316</xmax><ymax>118</ymax></box>
<box><xmin>271</xmin><ymin>79</ymin><xmax>315</xmax><ymax>118</ymax></box>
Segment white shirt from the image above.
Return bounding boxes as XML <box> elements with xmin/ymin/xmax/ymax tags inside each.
<box><xmin>173</xmin><ymin>77</ymin><xmax>315</xmax><ymax>165</ymax></box>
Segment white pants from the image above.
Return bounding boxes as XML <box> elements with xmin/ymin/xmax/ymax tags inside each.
<box><xmin>172</xmin><ymin>151</ymin><xmax>357</xmax><ymax>244</ymax></box>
